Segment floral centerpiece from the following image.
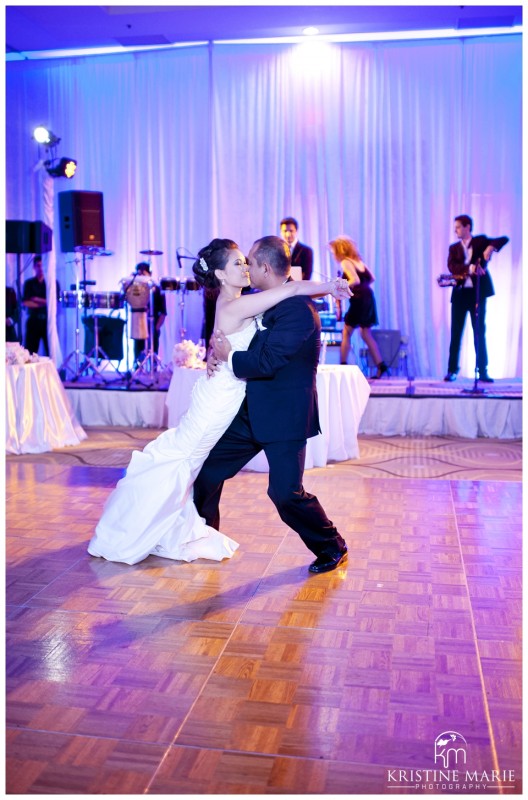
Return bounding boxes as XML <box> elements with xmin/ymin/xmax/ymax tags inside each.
<box><xmin>172</xmin><ymin>339</ymin><xmax>206</xmax><ymax>369</ymax></box>
<box><xmin>5</xmin><ymin>343</ymin><xmax>41</xmax><ymax>366</ymax></box>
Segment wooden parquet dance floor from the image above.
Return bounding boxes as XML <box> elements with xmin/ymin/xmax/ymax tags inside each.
<box><xmin>5</xmin><ymin>434</ymin><xmax>522</xmax><ymax>794</ymax></box>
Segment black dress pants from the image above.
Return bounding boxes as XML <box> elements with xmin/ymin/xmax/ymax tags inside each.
<box><xmin>448</xmin><ymin>289</ymin><xmax>488</xmax><ymax>374</ymax></box>
<box><xmin>25</xmin><ymin>317</ymin><xmax>49</xmax><ymax>356</ymax></box>
<box><xmin>194</xmin><ymin>399</ymin><xmax>346</xmax><ymax>557</ymax></box>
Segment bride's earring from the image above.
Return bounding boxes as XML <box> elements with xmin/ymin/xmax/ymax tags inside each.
<box><xmin>221</xmin><ymin>279</ymin><xmax>226</xmax><ymax>286</ymax></box>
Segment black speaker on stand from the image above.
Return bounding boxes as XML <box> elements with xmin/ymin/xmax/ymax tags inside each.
<box><xmin>6</xmin><ymin>220</ymin><xmax>33</xmax><ymax>254</ymax></box>
<box><xmin>58</xmin><ymin>190</ymin><xmax>105</xmax><ymax>252</ymax></box>
<box><xmin>31</xmin><ymin>221</ymin><xmax>53</xmax><ymax>254</ymax></box>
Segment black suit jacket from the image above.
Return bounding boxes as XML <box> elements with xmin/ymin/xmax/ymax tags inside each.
<box><xmin>448</xmin><ymin>234</ymin><xmax>509</xmax><ymax>300</ymax></box>
<box><xmin>232</xmin><ymin>295</ymin><xmax>321</xmax><ymax>443</ymax></box>
<box><xmin>291</xmin><ymin>242</ymin><xmax>314</xmax><ymax>281</ymax></box>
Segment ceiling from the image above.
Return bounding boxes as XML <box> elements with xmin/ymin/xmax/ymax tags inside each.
<box><xmin>5</xmin><ymin>4</ymin><xmax>522</xmax><ymax>55</ymax></box>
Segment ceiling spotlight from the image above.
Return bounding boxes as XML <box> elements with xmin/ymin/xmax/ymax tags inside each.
<box><xmin>45</xmin><ymin>157</ymin><xmax>77</xmax><ymax>179</ymax></box>
<box><xmin>33</xmin><ymin>126</ymin><xmax>61</xmax><ymax>146</ymax></box>
<box><xmin>303</xmin><ymin>26</ymin><xmax>319</xmax><ymax>36</ymax></box>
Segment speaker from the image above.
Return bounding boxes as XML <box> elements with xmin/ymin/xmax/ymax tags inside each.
<box><xmin>6</xmin><ymin>220</ymin><xmax>33</xmax><ymax>253</ymax></box>
<box><xmin>6</xmin><ymin>220</ymin><xmax>52</xmax><ymax>254</ymax></box>
<box><xmin>365</xmin><ymin>329</ymin><xmax>402</xmax><ymax>369</ymax></box>
<box><xmin>58</xmin><ymin>190</ymin><xmax>105</xmax><ymax>252</ymax></box>
<box><xmin>30</xmin><ymin>221</ymin><xmax>53</xmax><ymax>254</ymax></box>
<box><xmin>83</xmin><ymin>316</ymin><xmax>125</xmax><ymax>361</ymax></box>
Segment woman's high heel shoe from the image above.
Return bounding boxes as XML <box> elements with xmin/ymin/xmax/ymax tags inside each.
<box><xmin>373</xmin><ymin>361</ymin><xmax>389</xmax><ymax>379</ymax></box>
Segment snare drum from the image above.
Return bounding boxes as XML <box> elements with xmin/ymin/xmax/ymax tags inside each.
<box><xmin>160</xmin><ymin>277</ymin><xmax>180</xmax><ymax>291</ymax></box>
<box><xmin>85</xmin><ymin>291</ymin><xmax>125</xmax><ymax>309</ymax></box>
<box><xmin>59</xmin><ymin>290</ymin><xmax>85</xmax><ymax>308</ymax></box>
<box><xmin>184</xmin><ymin>278</ymin><xmax>200</xmax><ymax>291</ymax></box>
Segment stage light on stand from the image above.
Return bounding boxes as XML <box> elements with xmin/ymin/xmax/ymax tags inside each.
<box><xmin>33</xmin><ymin>126</ymin><xmax>61</xmax><ymax>146</ymax></box>
<box><xmin>45</xmin><ymin>157</ymin><xmax>77</xmax><ymax>179</ymax></box>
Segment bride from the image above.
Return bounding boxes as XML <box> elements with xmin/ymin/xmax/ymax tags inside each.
<box><xmin>88</xmin><ymin>237</ymin><xmax>349</xmax><ymax>565</ymax></box>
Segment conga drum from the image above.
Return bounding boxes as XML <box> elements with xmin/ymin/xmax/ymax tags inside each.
<box><xmin>59</xmin><ymin>289</ymin><xmax>86</xmax><ymax>308</ymax></box>
<box><xmin>85</xmin><ymin>291</ymin><xmax>125</xmax><ymax>309</ymax></box>
<box><xmin>160</xmin><ymin>277</ymin><xmax>180</xmax><ymax>292</ymax></box>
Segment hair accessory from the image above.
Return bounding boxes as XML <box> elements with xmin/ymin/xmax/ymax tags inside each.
<box><xmin>199</xmin><ymin>257</ymin><xmax>208</xmax><ymax>272</ymax></box>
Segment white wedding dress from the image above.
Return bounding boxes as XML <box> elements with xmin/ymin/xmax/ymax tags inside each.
<box><xmin>88</xmin><ymin>322</ymin><xmax>257</xmax><ymax>565</ymax></box>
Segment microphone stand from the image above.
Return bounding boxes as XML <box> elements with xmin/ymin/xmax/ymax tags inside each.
<box><xmin>462</xmin><ymin>258</ymin><xmax>485</xmax><ymax>396</ymax></box>
<box><xmin>176</xmin><ymin>251</ymin><xmax>197</xmax><ymax>342</ymax></box>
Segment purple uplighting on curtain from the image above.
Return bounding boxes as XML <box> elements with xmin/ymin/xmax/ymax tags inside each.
<box><xmin>6</xmin><ymin>34</ymin><xmax>521</xmax><ymax>377</ymax></box>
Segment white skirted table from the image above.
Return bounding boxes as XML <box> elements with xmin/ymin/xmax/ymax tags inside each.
<box><xmin>166</xmin><ymin>364</ymin><xmax>370</xmax><ymax>472</ymax></box>
<box><xmin>6</xmin><ymin>359</ymin><xmax>87</xmax><ymax>455</ymax></box>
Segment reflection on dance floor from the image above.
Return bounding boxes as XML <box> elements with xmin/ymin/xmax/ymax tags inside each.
<box><xmin>6</xmin><ymin>437</ymin><xmax>522</xmax><ymax>793</ymax></box>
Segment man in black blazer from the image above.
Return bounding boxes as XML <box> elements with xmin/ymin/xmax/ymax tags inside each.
<box><xmin>194</xmin><ymin>235</ymin><xmax>347</xmax><ymax>574</ymax></box>
<box><xmin>280</xmin><ymin>217</ymin><xmax>313</xmax><ymax>280</ymax></box>
<box><xmin>444</xmin><ymin>214</ymin><xmax>509</xmax><ymax>383</ymax></box>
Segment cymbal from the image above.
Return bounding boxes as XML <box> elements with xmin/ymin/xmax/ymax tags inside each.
<box><xmin>139</xmin><ymin>249</ymin><xmax>163</xmax><ymax>256</ymax></box>
<box><xmin>74</xmin><ymin>245</ymin><xmax>105</xmax><ymax>255</ymax></box>
<box><xmin>98</xmin><ymin>250</ymin><xmax>114</xmax><ymax>257</ymax></box>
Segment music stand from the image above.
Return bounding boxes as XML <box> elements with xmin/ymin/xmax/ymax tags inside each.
<box><xmin>462</xmin><ymin>260</ymin><xmax>486</xmax><ymax>396</ymax></box>
<box><xmin>437</xmin><ymin>268</ymin><xmax>485</xmax><ymax>395</ymax></box>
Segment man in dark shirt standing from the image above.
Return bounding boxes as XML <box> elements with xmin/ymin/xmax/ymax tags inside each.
<box><xmin>22</xmin><ymin>255</ymin><xmax>59</xmax><ymax>355</ymax></box>
<box><xmin>280</xmin><ymin>217</ymin><xmax>314</xmax><ymax>280</ymax></box>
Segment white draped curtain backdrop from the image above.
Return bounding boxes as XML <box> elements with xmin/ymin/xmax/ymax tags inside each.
<box><xmin>6</xmin><ymin>34</ymin><xmax>521</xmax><ymax>377</ymax></box>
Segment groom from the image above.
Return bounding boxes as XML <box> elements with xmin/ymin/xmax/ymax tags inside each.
<box><xmin>194</xmin><ymin>235</ymin><xmax>348</xmax><ymax>573</ymax></box>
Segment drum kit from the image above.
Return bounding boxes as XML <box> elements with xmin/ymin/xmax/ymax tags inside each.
<box><xmin>59</xmin><ymin>245</ymin><xmax>201</xmax><ymax>386</ymax></box>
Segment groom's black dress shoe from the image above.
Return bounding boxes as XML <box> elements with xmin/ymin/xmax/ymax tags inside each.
<box><xmin>308</xmin><ymin>547</ymin><xmax>348</xmax><ymax>574</ymax></box>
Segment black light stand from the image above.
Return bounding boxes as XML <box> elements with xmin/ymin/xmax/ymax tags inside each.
<box><xmin>59</xmin><ymin>251</ymin><xmax>99</xmax><ymax>381</ymax></box>
<box><xmin>60</xmin><ymin>247</ymin><xmax>120</xmax><ymax>382</ymax></box>
<box><xmin>462</xmin><ymin>259</ymin><xmax>486</xmax><ymax>396</ymax></box>
<box><xmin>59</xmin><ymin>283</ymin><xmax>86</xmax><ymax>380</ymax></box>
<box><xmin>15</xmin><ymin>254</ymin><xmax>24</xmax><ymax>343</ymax></box>
<box><xmin>10</xmin><ymin>252</ymin><xmax>35</xmax><ymax>343</ymax></box>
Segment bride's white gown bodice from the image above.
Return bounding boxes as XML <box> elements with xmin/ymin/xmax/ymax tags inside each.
<box><xmin>88</xmin><ymin>323</ymin><xmax>256</xmax><ymax>564</ymax></box>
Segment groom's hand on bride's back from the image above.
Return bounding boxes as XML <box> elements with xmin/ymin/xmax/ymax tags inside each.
<box><xmin>212</xmin><ymin>330</ymin><xmax>231</xmax><ymax>362</ymax></box>
<box><xmin>206</xmin><ymin>330</ymin><xmax>231</xmax><ymax>377</ymax></box>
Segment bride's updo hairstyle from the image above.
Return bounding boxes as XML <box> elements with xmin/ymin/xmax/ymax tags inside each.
<box><xmin>192</xmin><ymin>238</ymin><xmax>239</xmax><ymax>289</ymax></box>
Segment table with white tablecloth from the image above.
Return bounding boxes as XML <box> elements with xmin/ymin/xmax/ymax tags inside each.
<box><xmin>166</xmin><ymin>364</ymin><xmax>370</xmax><ymax>472</ymax></box>
<box><xmin>6</xmin><ymin>359</ymin><xmax>87</xmax><ymax>454</ymax></box>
